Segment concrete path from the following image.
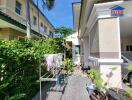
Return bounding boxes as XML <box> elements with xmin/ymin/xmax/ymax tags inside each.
<box><xmin>32</xmin><ymin>67</ymin><xmax>90</xmax><ymax>100</ymax></box>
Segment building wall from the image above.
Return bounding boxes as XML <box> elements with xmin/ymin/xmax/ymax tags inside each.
<box><xmin>0</xmin><ymin>28</ymin><xmax>25</xmax><ymax>40</ymax></box>
<box><xmin>0</xmin><ymin>28</ymin><xmax>9</xmax><ymax>39</ymax></box>
<box><xmin>83</xmin><ymin>36</ymin><xmax>90</xmax><ymax>66</ymax></box>
<box><xmin>0</xmin><ymin>0</ymin><xmax>6</xmax><ymax>6</ymax></box>
<box><xmin>9</xmin><ymin>28</ymin><xmax>26</xmax><ymax>39</ymax></box>
<box><xmin>79</xmin><ymin>0</ymin><xmax>95</xmax><ymax>37</ymax></box>
<box><xmin>0</xmin><ymin>0</ymin><xmax>54</xmax><ymax>37</ymax></box>
<box><xmin>90</xmin><ymin>22</ymin><xmax>99</xmax><ymax>58</ymax></box>
<box><xmin>98</xmin><ymin>18</ymin><xmax>121</xmax><ymax>59</ymax></box>
<box><xmin>100</xmin><ymin>64</ymin><xmax>122</xmax><ymax>89</ymax></box>
<box><xmin>66</xmin><ymin>33</ymin><xmax>80</xmax><ymax>66</ymax></box>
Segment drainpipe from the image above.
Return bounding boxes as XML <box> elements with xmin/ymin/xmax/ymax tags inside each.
<box><xmin>26</xmin><ymin>0</ymin><xmax>31</xmax><ymax>38</ymax></box>
<box><xmin>37</xmin><ymin>0</ymin><xmax>40</xmax><ymax>35</ymax></box>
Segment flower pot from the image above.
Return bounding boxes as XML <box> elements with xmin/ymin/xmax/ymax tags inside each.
<box><xmin>90</xmin><ymin>90</ymin><xmax>108</xmax><ymax>100</ymax></box>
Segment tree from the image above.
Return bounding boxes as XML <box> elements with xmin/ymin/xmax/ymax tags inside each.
<box><xmin>26</xmin><ymin>0</ymin><xmax>55</xmax><ymax>38</ymax></box>
<box><xmin>55</xmin><ymin>26</ymin><xmax>74</xmax><ymax>38</ymax></box>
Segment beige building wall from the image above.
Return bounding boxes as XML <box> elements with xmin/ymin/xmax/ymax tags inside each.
<box><xmin>100</xmin><ymin>65</ymin><xmax>122</xmax><ymax>89</ymax></box>
<box><xmin>5</xmin><ymin>0</ymin><xmax>26</xmax><ymax>25</ymax></box>
<box><xmin>98</xmin><ymin>17</ymin><xmax>122</xmax><ymax>89</ymax></box>
<box><xmin>0</xmin><ymin>0</ymin><xmax>54</xmax><ymax>38</ymax></box>
<box><xmin>0</xmin><ymin>0</ymin><xmax>6</xmax><ymax>6</ymax></box>
<box><xmin>90</xmin><ymin>22</ymin><xmax>99</xmax><ymax>58</ymax></box>
<box><xmin>0</xmin><ymin>28</ymin><xmax>10</xmax><ymax>39</ymax></box>
<box><xmin>9</xmin><ymin>28</ymin><xmax>26</xmax><ymax>39</ymax></box>
<box><xmin>98</xmin><ymin>18</ymin><xmax>121</xmax><ymax>59</ymax></box>
<box><xmin>0</xmin><ymin>28</ymin><xmax>25</xmax><ymax>40</ymax></box>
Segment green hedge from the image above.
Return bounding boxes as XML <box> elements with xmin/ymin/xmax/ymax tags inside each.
<box><xmin>0</xmin><ymin>38</ymin><xmax>64</xmax><ymax>100</ymax></box>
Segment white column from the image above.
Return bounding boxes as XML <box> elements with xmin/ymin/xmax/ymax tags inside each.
<box><xmin>83</xmin><ymin>36</ymin><xmax>90</xmax><ymax>67</ymax></box>
<box><xmin>98</xmin><ymin>17</ymin><xmax>122</xmax><ymax>89</ymax></box>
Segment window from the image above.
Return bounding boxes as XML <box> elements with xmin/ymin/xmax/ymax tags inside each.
<box><xmin>130</xmin><ymin>45</ymin><xmax>132</xmax><ymax>51</ymax></box>
<box><xmin>33</xmin><ymin>16</ymin><xmax>37</xmax><ymax>26</ymax></box>
<box><xmin>49</xmin><ymin>31</ymin><xmax>54</xmax><ymax>38</ymax></box>
<box><xmin>40</xmin><ymin>22</ymin><xmax>43</xmax><ymax>27</ymax></box>
<box><xmin>44</xmin><ymin>25</ymin><xmax>47</xmax><ymax>33</ymax></box>
<box><xmin>15</xmin><ymin>1</ymin><xmax>22</xmax><ymax>15</ymax></box>
<box><xmin>126</xmin><ymin>45</ymin><xmax>132</xmax><ymax>52</ymax></box>
<box><xmin>75</xmin><ymin>45</ymin><xmax>80</xmax><ymax>55</ymax></box>
<box><xmin>126</xmin><ymin>45</ymin><xmax>129</xmax><ymax>51</ymax></box>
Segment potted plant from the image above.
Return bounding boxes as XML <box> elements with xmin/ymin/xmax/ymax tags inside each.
<box><xmin>86</xmin><ymin>67</ymin><xmax>108</xmax><ymax>100</ymax></box>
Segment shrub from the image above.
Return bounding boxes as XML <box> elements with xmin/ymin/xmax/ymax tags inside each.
<box><xmin>87</xmin><ymin>67</ymin><xmax>106</xmax><ymax>91</ymax></box>
<box><xmin>62</xmin><ymin>58</ymin><xmax>73</xmax><ymax>74</ymax></box>
<box><xmin>0</xmin><ymin>38</ymin><xmax>64</xmax><ymax>100</ymax></box>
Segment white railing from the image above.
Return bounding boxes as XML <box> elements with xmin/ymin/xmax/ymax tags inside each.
<box><xmin>121</xmin><ymin>54</ymin><xmax>132</xmax><ymax>64</ymax></box>
<box><xmin>88</xmin><ymin>56</ymin><xmax>123</xmax><ymax>66</ymax></box>
<box><xmin>0</xmin><ymin>6</ymin><xmax>26</xmax><ymax>25</ymax></box>
<box><xmin>88</xmin><ymin>56</ymin><xmax>99</xmax><ymax>67</ymax></box>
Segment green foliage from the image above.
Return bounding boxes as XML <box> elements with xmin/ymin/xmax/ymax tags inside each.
<box><xmin>62</xmin><ymin>58</ymin><xmax>73</xmax><ymax>73</ymax></box>
<box><xmin>55</xmin><ymin>26</ymin><xmax>74</xmax><ymax>37</ymax></box>
<box><xmin>87</xmin><ymin>67</ymin><xmax>106</xmax><ymax>91</ymax></box>
<box><xmin>45</xmin><ymin>0</ymin><xmax>55</xmax><ymax>10</ymax></box>
<box><xmin>0</xmin><ymin>38</ymin><xmax>64</xmax><ymax>99</ymax></box>
<box><xmin>127</xmin><ymin>65</ymin><xmax>132</xmax><ymax>71</ymax></box>
<box><xmin>5</xmin><ymin>93</ymin><xmax>26</xmax><ymax>100</ymax></box>
<box><xmin>87</xmin><ymin>68</ymin><xmax>97</xmax><ymax>79</ymax></box>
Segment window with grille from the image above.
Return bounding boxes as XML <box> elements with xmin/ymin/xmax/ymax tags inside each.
<box><xmin>41</xmin><ymin>22</ymin><xmax>43</xmax><ymax>27</ymax></box>
<box><xmin>49</xmin><ymin>31</ymin><xmax>53</xmax><ymax>38</ymax></box>
<box><xmin>15</xmin><ymin>1</ymin><xmax>22</xmax><ymax>15</ymax></box>
<box><xmin>33</xmin><ymin>16</ymin><xmax>37</xmax><ymax>26</ymax></box>
<box><xmin>126</xmin><ymin>45</ymin><xmax>132</xmax><ymax>52</ymax></box>
<box><xmin>44</xmin><ymin>25</ymin><xmax>47</xmax><ymax>33</ymax></box>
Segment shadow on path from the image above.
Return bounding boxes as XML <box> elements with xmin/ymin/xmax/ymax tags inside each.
<box><xmin>32</xmin><ymin>82</ymin><xmax>67</xmax><ymax>100</ymax></box>
<box><xmin>32</xmin><ymin>67</ymin><xmax>90</xmax><ymax>100</ymax></box>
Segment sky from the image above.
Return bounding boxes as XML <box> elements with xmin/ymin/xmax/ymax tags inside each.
<box><xmin>33</xmin><ymin>0</ymin><xmax>80</xmax><ymax>29</ymax></box>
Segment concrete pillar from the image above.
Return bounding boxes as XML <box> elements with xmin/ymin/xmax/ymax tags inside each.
<box><xmin>83</xmin><ymin>36</ymin><xmax>90</xmax><ymax>67</ymax></box>
<box><xmin>80</xmin><ymin>38</ymin><xmax>84</xmax><ymax>66</ymax></box>
<box><xmin>98</xmin><ymin>17</ymin><xmax>122</xmax><ymax>89</ymax></box>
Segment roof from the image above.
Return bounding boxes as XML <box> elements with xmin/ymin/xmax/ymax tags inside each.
<box><xmin>78</xmin><ymin>0</ymin><xmax>84</xmax><ymax>34</ymax></box>
<box><xmin>111</xmin><ymin>5</ymin><xmax>125</xmax><ymax>10</ymax></box>
<box><xmin>72</xmin><ymin>2</ymin><xmax>81</xmax><ymax>31</ymax></box>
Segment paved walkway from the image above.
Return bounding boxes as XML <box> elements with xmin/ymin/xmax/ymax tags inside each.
<box><xmin>32</xmin><ymin>67</ymin><xmax>90</xmax><ymax>100</ymax></box>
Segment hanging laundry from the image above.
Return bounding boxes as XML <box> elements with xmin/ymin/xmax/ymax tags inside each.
<box><xmin>44</xmin><ymin>53</ymin><xmax>64</xmax><ymax>71</ymax></box>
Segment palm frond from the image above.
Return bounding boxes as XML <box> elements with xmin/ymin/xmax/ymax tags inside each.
<box><xmin>42</xmin><ymin>0</ymin><xmax>55</xmax><ymax>10</ymax></box>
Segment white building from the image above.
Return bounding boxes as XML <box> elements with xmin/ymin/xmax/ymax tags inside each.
<box><xmin>73</xmin><ymin>0</ymin><xmax>132</xmax><ymax>89</ymax></box>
